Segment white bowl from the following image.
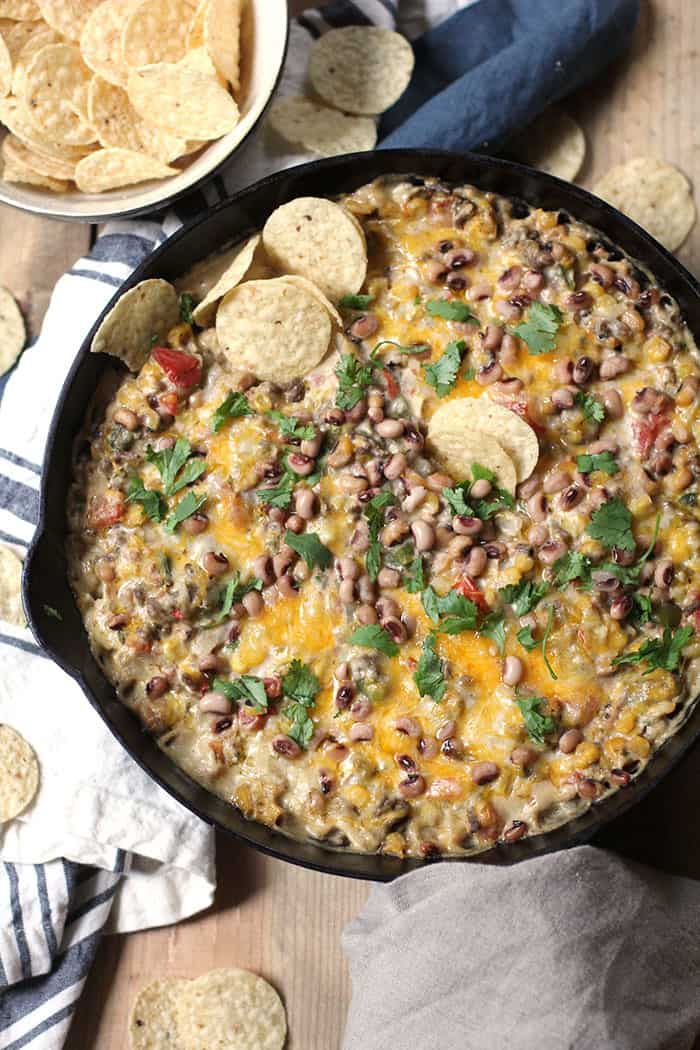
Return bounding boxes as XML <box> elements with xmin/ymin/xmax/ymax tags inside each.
<box><xmin>0</xmin><ymin>0</ymin><xmax>289</xmax><ymax>223</ymax></box>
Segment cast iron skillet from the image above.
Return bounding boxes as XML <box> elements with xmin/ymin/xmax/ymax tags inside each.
<box><xmin>22</xmin><ymin>149</ymin><xmax>700</xmax><ymax>881</ymax></box>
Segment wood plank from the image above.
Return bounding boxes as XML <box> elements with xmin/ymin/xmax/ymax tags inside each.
<box><xmin>64</xmin><ymin>3</ymin><xmax>700</xmax><ymax>1049</ymax></box>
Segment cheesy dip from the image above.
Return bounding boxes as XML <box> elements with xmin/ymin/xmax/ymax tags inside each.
<box><xmin>67</xmin><ymin>176</ymin><xmax>700</xmax><ymax>859</ymax></box>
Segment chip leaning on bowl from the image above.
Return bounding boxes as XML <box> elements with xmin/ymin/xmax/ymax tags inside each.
<box><xmin>67</xmin><ymin>176</ymin><xmax>700</xmax><ymax>859</ymax></box>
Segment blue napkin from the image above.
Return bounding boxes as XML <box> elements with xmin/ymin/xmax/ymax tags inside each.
<box><xmin>381</xmin><ymin>0</ymin><xmax>640</xmax><ymax>150</ymax></box>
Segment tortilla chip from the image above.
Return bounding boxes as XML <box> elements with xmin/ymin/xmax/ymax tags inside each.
<box><xmin>593</xmin><ymin>157</ymin><xmax>696</xmax><ymax>252</ymax></box>
<box><xmin>510</xmin><ymin>107</ymin><xmax>586</xmax><ymax>183</ymax></box>
<box><xmin>187</xmin><ymin>0</ymin><xmax>208</xmax><ymax>49</ymax></box>
<box><xmin>175</xmin><ymin>969</ymin><xmax>286</xmax><ymax>1050</ymax></box>
<box><xmin>216</xmin><ymin>277</ymin><xmax>332</xmax><ymax>383</ymax></box>
<box><xmin>23</xmin><ymin>42</ymin><xmax>96</xmax><ymax>145</ymax></box>
<box><xmin>308</xmin><ymin>26</ymin><xmax>414</xmax><ymax>116</ymax></box>
<box><xmin>36</xmin><ymin>0</ymin><xmax>102</xmax><ymax>41</ymax></box>
<box><xmin>129</xmin><ymin>978</ymin><xmax>188</xmax><ymax>1050</ymax></box>
<box><xmin>277</xmin><ymin>274</ymin><xmax>342</xmax><ymax>327</ymax></box>
<box><xmin>122</xmin><ymin>0</ymin><xmax>197</xmax><ymax>69</ymax></box>
<box><xmin>204</xmin><ymin>0</ymin><xmax>240</xmax><ymax>92</ymax></box>
<box><xmin>427</xmin><ymin>411</ymin><xmax>518</xmax><ymax>494</ymax></box>
<box><xmin>0</xmin><ymin>0</ymin><xmax>40</xmax><ymax>18</ymax></box>
<box><xmin>80</xmin><ymin>0</ymin><xmax>140</xmax><ymax>88</ymax></box>
<box><xmin>2</xmin><ymin>151</ymin><xmax>71</xmax><ymax>190</ymax></box>
<box><xmin>429</xmin><ymin>397</ymin><xmax>539</xmax><ymax>483</ymax></box>
<box><xmin>11</xmin><ymin>21</ymin><xmax>59</xmax><ymax>96</ymax></box>
<box><xmin>75</xmin><ymin>147</ymin><xmax>176</xmax><ymax>192</ymax></box>
<box><xmin>87</xmin><ymin>77</ymin><xmax>187</xmax><ymax>161</ymax></box>
<box><xmin>267</xmin><ymin>95</ymin><xmax>376</xmax><ymax>158</ymax></box>
<box><xmin>127</xmin><ymin>63</ymin><xmax>239</xmax><ymax>140</ymax></box>
<box><xmin>0</xmin><ymin>29</ymin><xmax>11</xmax><ymax>97</ymax></box>
<box><xmin>191</xmin><ymin>233</ymin><xmax>260</xmax><ymax>326</ymax></box>
<box><xmin>3</xmin><ymin>18</ymin><xmax>42</xmax><ymax>64</ymax></box>
<box><xmin>2</xmin><ymin>133</ymin><xmax>76</xmax><ymax>178</ymax></box>
<box><xmin>91</xmin><ymin>278</ymin><xmax>180</xmax><ymax>371</ymax></box>
<box><xmin>262</xmin><ymin>196</ymin><xmax>367</xmax><ymax>303</ymax></box>
<box><xmin>0</xmin><ymin>725</ymin><xmax>39</xmax><ymax>822</ymax></box>
<box><xmin>0</xmin><ymin>284</ymin><xmax>26</xmax><ymax>376</ymax></box>
<box><xmin>0</xmin><ymin>95</ymin><xmax>93</xmax><ymax>161</ymax></box>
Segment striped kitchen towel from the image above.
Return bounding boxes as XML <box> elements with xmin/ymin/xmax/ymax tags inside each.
<box><xmin>0</xmin><ymin>0</ymin><xmax>640</xmax><ymax>1047</ymax></box>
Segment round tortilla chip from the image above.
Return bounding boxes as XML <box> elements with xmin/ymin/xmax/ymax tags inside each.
<box><xmin>427</xmin><ymin>409</ymin><xmax>518</xmax><ymax>494</ymax></box>
<box><xmin>192</xmin><ymin>233</ymin><xmax>260</xmax><ymax>326</ymax></box>
<box><xmin>0</xmin><ymin>0</ymin><xmax>39</xmax><ymax>18</ymax></box>
<box><xmin>3</xmin><ymin>19</ymin><xmax>42</xmax><ymax>64</ymax></box>
<box><xmin>267</xmin><ymin>95</ymin><xmax>376</xmax><ymax>158</ymax></box>
<box><xmin>0</xmin><ymin>285</ymin><xmax>25</xmax><ymax>376</ymax></box>
<box><xmin>277</xmin><ymin>275</ymin><xmax>342</xmax><ymax>327</ymax></box>
<box><xmin>2</xmin><ymin>151</ymin><xmax>71</xmax><ymax>191</ymax></box>
<box><xmin>37</xmin><ymin>0</ymin><xmax>102</xmax><ymax>41</ymax></box>
<box><xmin>0</xmin><ymin>95</ymin><xmax>93</xmax><ymax>161</ymax></box>
<box><xmin>80</xmin><ymin>0</ymin><xmax>140</xmax><ymax>88</ymax></box>
<box><xmin>175</xmin><ymin>969</ymin><xmax>286</xmax><ymax>1050</ymax></box>
<box><xmin>204</xmin><ymin>0</ymin><xmax>240</xmax><ymax>92</ymax></box>
<box><xmin>216</xmin><ymin>277</ymin><xmax>332</xmax><ymax>383</ymax></box>
<box><xmin>23</xmin><ymin>42</ymin><xmax>96</xmax><ymax>146</ymax></box>
<box><xmin>122</xmin><ymin>0</ymin><xmax>197</xmax><ymax>69</ymax></box>
<box><xmin>510</xmin><ymin>107</ymin><xmax>586</xmax><ymax>183</ymax></box>
<box><xmin>75</xmin><ymin>147</ymin><xmax>176</xmax><ymax>193</ymax></box>
<box><xmin>11</xmin><ymin>22</ymin><xmax>60</xmax><ymax>96</ymax></box>
<box><xmin>0</xmin><ymin>30</ymin><xmax>12</xmax><ymax>97</ymax></box>
<box><xmin>127</xmin><ymin>63</ymin><xmax>239</xmax><ymax>140</ymax></box>
<box><xmin>129</xmin><ymin>978</ymin><xmax>189</xmax><ymax>1050</ymax></box>
<box><xmin>91</xmin><ymin>278</ymin><xmax>179</xmax><ymax>372</ymax></box>
<box><xmin>87</xmin><ymin>77</ymin><xmax>187</xmax><ymax>161</ymax></box>
<box><xmin>429</xmin><ymin>397</ymin><xmax>539</xmax><ymax>483</ymax></box>
<box><xmin>593</xmin><ymin>157</ymin><xmax>696</xmax><ymax>253</ymax></box>
<box><xmin>0</xmin><ymin>725</ymin><xmax>39</xmax><ymax>823</ymax></box>
<box><xmin>262</xmin><ymin>196</ymin><xmax>367</xmax><ymax>303</ymax></box>
<box><xmin>308</xmin><ymin>27</ymin><xmax>414</xmax><ymax>116</ymax></box>
<box><xmin>2</xmin><ymin>132</ymin><xmax>76</xmax><ymax>179</ymax></box>
<box><xmin>0</xmin><ymin>543</ymin><xmax>25</xmax><ymax>626</ymax></box>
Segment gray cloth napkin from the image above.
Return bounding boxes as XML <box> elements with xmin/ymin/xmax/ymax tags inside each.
<box><xmin>342</xmin><ymin>846</ymin><xmax>700</xmax><ymax>1050</ymax></box>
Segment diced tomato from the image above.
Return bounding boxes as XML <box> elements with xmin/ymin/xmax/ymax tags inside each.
<box><xmin>86</xmin><ymin>493</ymin><xmax>125</xmax><ymax>529</ymax></box>
<box><xmin>454</xmin><ymin>575</ymin><xmax>489</xmax><ymax>612</ymax></box>
<box><xmin>634</xmin><ymin>413</ymin><xmax>668</xmax><ymax>459</ymax></box>
<box><xmin>382</xmin><ymin>367</ymin><xmax>399</xmax><ymax>400</ymax></box>
<box><xmin>172</xmin><ymin>608</ymin><xmax>184</xmax><ymax>621</ymax></box>
<box><xmin>152</xmin><ymin>346</ymin><xmax>202</xmax><ymax>389</ymax></box>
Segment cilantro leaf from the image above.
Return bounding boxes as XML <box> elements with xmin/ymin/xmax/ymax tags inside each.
<box><xmin>348</xmin><ymin>624</ymin><xmax>399</xmax><ymax>656</ymax></box>
<box><xmin>335</xmin><ymin>353</ymin><xmax>377</xmax><ymax>410</ymax></box>
<box><xmin>421</xmin><ymin>587</ymin><xmax>478</xmax><ymax>633</ymax></box>
<box><xmin>425</xmin><ymin>299</ymin><xmax>478</xmax><ymax>324</ymax></box>
<box><xmin>169</xmin><ymin>457</ymin><xmax>206</xmax><ymax>495</ymax></box>
<box><xmin>472</xmin><ymin>463</ymin><xmax>496</xmax><ymax>484</ymax></box>
<box><xmin>212</xmin><ymin>392</ymin><xmax>253</xmax><ymax>432</ymax></box>
<box><xmin>442</xmin><ymin>482</ymin><xmax>473</xmax><ymax>517</ymax></box>
<box><xmin>280</xmin><ymin>659</ymin><xmax>321</xmax><ymax>749</ymax></box>
<box><xmin>43</xmin><ymin>604</ymin><xmax>63</xmax><ymax>621</ymax></box>
<box><xmin>284</xmin><ymin>530</ymin><xmax>333</xmax><ymax>571</ymax></box>
<box><xmin>213</xmin><ymin>674</ymin><xmax>268</xmax><ymax>712</ymax></box>
<box><xmin>147</xmin><ymin>437</ymin><xmax>204</xmax><ymax>496</ymax></box>
<box><xmin>179</xmin><ymin>292</ymin><xmax>195</xmax><ymax>325</ymax></box>
<box><xmin>125</xmin><ymin>476</ymin><xmax>166</xmax><ymax>522</ymax></box>
<box><xmin>575</xmin><ymin>391</ymin><xmax>606</xmax><ymax>424</ymax></box>
<box><xmin>163</xmin><ymin>491</ymin><xmax>206</xmax><ymax>533</ymax></box>
<box><xmin>480</xmin><ymin>611</ymin><xmax>506</xmax><ymax>655</ymax></box>
<box><xmin>499</xmin><ymin>579</ymin><xmax>548</xmax><ymax>616</ymax></box>
<box><xmin>256</xmin><ymin>471</ymin><xmax>295</xmax><ymax>509</ymax></box>
<box><xmin>631</xmin><ymin>593</ymin><xmax>653</xmax><ymax>626</ymax></box>
<box><xmin>442</xmin><ymin>465</ymin><xmax>513</xmax><ymax>520</ymax></box>
<box><xmin>576</xmin><ymin>450</ymin><xmax>619</xmax><ymax>475</ymax></box>
<box><xmin>339</xmin><ymin>294</ymin><xmax>374</xmax><ymax>310</ymax></box>
<box><xmin>266</xmin><ymin>411</ymin><xmax>315</xmax><ymax>441</ymax></box>
<box><xmin>512</xmin><ymin>302</ymin><xmax>563</xmax><ymax>355</ymax></box>
<box><xmin>541</xmin><ymin>605</ymin><xmax>558</xmax><ymax>680</ymax></box>
<box><xmin>362</xmin><ymin>491</ymin><xmax>395</xmax><ymax>581</ymax></box>
<box><xmin>404</xmin><ymin>556</ymin><xmax>425</xmax><ymax>594</ymax></box>
<box><xmin>208</xmin><ymin>574</ymin><xmax>263</xmax><ymax>625</ymax></box>
<box><xmin>517</xmin><ymin>625</ymin><xmax>538</xmax><ymax>651</ymax></box>
<box><xmin>414</xmin><ymin>634</ymin><xmax>446</xmax><ymax>702</ymax></box>
<box><xmin>552</xmin><ymin>551</ymin><xmax>592</xmax><ymax>588</ymax></box>
<box><xmin>423</xmin><ymin>339</ymin><xmax>465</xmax><ymax>397</ymax></box>
<box><xmin>515</xmin><ymin>693</ymin><xmax>557</xmax><ymax>744</ymax></box>
<box><xmin>613</xmin><ymin>626</ymin><xmax>693</xmax><ymax>675</ymax></box>
<box><xmin>373</xmin><ymin>340</ymin><xmax>430</xmax><ymax>355</ymax></box>
<box><xmin>587</xmin><ymin>498</ymin><xmax>635</xmax><ymax>551</ymax></box>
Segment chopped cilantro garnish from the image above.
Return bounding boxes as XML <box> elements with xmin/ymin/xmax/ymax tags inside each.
<box><xmin>266</xmin><ymin>411</ymin><xmax>315</xmax><ymax>441</ymax></box>
<box><xmin>515</xmin><ymin>692</ymin><xmax>557</xmax><ymax>744</ymax></box>
<box><xmin>256</xmin><ymin>471</ymin><xmax>295</xmax><ymax>509</ymax></box>
<box><xmin>146</xmin><ymin>437</ymin><xmax>205</xmax><ymax>496</ymax></box>
<box><xmin>213</xmin><ymin>674</ymin><xmax>268</xmax><ymax>712</ymax></box>
<box><xmin>281</xmin><ymin>659</ymin><xmax>321</xmax><ymax>749</ymax></box>
<box><xmin>552</xmin><ymin>551</ymin><xmax>592</xmax><ymax>588</ymax></box>
<box><xmin>179</xmin><ymin>292</ymin><xmax>195</xmax><ymax>325</ymax></box>
<box><xmin>404</xmin><ymin>556</ymin><xmax>425</xmax><ymax>594</ymax></box>
<box><xmin>575</xmin><ymin>391</ymin><xmax>606</xmax><ymax>424</ymax></box>
<box><xmin>517</xmin><ymin>625</ymin><xmax>538</xmax><ymax>651</ymax></box>
<box><xmin>212</xmin><ymin>392</ymin><xmax>253</xmax><ymax>433</ymax></box>
<box><xmin>414</xmin><ymin>633</ymin><xmax>446</xmax><ymax>702</ymax></box>
<box><xmin>335</xmin><ymin>352</ymin><xmax>377</xmax><ymax>410</ymax></box>
<box><xmin>163</xmin><ymin>491</ymin><xmax>206</xmax><ymax>533</ymax></box>
<box><xmin>598</xmin><ymin>513</ymin><xmax>660</xmax><ymax>586</ymax></box>
<box><xmin>208</xmin><ymin>573</ymin><xmax>263</xmax><ymax>625</ymax></box>
<box><xmin>421</xmin><ymin>587</ymin><xmax>478</xmax><ymax>633</ymax></box>
<box><xmin>125</xmin><ymin>476</ymin><xmax>166</xmax><ymax>522</ymax></box>
<box><xmin>425</xmin><ymin>299</ymin><xmax>478</xmax><ymax>324</ymax></box>
<box><xmin>512</xmin><ymin>302</ymin><xmax>563</xmax><ymax>355</ymax></box>
<box><xmin>348</xmin><ymin>624</ymin><xmax>399</xmax><ymax>656</ymax></box>
<box><xmin>423</xmin><ymin>339</ymin><xmax>465</xmax><ymax>396</ymax></box>
<box><xmin>442</xmin><ymin>463</ymin><xmax>514</xmax><ymax>520</ymax></box>
<box><xmin>541</xmin><ymin>605</ymin><xmax>558</xmax><ymax>680</ymax></box>
<box><xmin>339</xmin><ymin>294</ymin><xmax>374</xmax><ymax>310</ymax></box>
<box><xmin>362</xmin><ymin>491</ymin><xmax>395</xmax><ymax>581</ymax></box>
<box><xmin>587</xmin><ymin>498</ymin><xmax>635</xmax><ymax>551</ymax></box>
<box><xmin>612</xmin><ymin>626</ymin><xmax>693</xmax><ymax>675</ymax></box>
<box><xmin>284</xmin><ymin>530</ymin><xmax>333</xmax><ymax>571</ymax></box>
<box><xmin>442</xmin><ymin>482</ymin><xmax>472</xmax><ymax>517</ymax></box>
<box><xmin>499</xmin><ymin>579</ymin><xmax>548</xmax><ymax>616</ymax></box>
<box><xmin>480</xmin><ymin>611</ymin><xmax>506</xmax><ymax>655</ymax></box>
<box><xmin>631</xmin><ymin>593</ymin><xmax>654</xmax><ymax>626</ymax></box>
<box><xmin>576</xmin><ymin>450</ymin><xmax>619</xmax><ymax>475</ymax></box>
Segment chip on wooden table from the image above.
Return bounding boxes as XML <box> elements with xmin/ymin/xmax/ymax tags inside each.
<box><xmin>216</xmin><ymin>277</ymin><xmax>333</xmax><ymax>383</ymax></box>
<box><xmin>191</xmin><ymin>232</ymin><xmax>260</xmax><ymax>326</ymax></box>
<box><xmin>510</xmin><ymin>107</ymin><xmax>586</xmax><ymax>183</ymax></box>
<box><xmin>430</xmin><ymin>397</ymin><xmax>539</xmax><ymax>483</ymax></box>
<box><xmin>127</xmin><ymin>63</ymin><xmax>239</xmax><ymax>140</ymax></box>
<box><xmin>204</xmin><ymin>0</ymin><xmax>240</xmax><ymax>92</ymax></box>
<box><xmin>91</xmin><ymin>278</ymin><xmax>180</xmax><ymax>372</ymax></box>
<box><xmin>0</xmin><ymin>725</ymin><xmax>39</xmax><ymax>823</ymax></box>
<box><xmin>129</xmin><ymin>978</ymin><xmax>189</xmax><ymax>1050</ymax></box>
<box><xmin>427</xmin><ymin>413</ymin><xmax>518</xmax><ymax>494</ymax></box>
<box><xmin>0</xmin><ymin>286</ymin><xmax>25</xmax><ymax>376</ymax></box>
<box><xmin>175</xmin><ymin>969</ymin><xmax>286</xmax><ymax>1050</ymax></box>
<box><xmin>122</xmin><ymin>0</ymin><xmax>197</xmax><ymax>69</ymax></box>
<box><xmin>75</xmin><ymin>147</ymin><xmax>177</xmax><ymax>193</ymax></box>
<box><xmin>80</xmin><ymin>0</ymin><xmax>140</xmax><ymax>88</ymax></box>
<box><xmin>88</xmin><ymin>77</ymin><xmax>188</xmax><ymax>162</ymax></box>
<box><xmin>594</xmin><ymin>157</ymin><xmax>696</xmax><ymax>252</ymax></box>
<box><xmin>262</xmin><ymin>196</ymin><xmax>367</xmax><ymax>303</ymax></box>
<box><xmin>37</xmin><ymin>0</ymin><xmax>102</xmax><ymax>41</ymax></box>
<box><xmin>267</xmin><ymin>95</ymin><xmax>376</xmax><ymax>158</ymax></box>
<box><xmin>23</xmin><ymin>42</ymin><xmax>96</xmax><ymax>146</ymax></box>
<box><xmin>308</xmin><ymin>26</ymin><xmax>415</xmax><ymax>115</ymax></box>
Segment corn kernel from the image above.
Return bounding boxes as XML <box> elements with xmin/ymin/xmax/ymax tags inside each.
<box><xmin>627</xmin><ymin>735</ymin><xmax>651</xmax><ymax>759</ymax></box>
<box><xmin>565</xmin><ymin>234</ymin><xmax>587</xmax><ymax>253</ymax></box>
<box><xmin>573</xmin><ymin>742</ymin><xmax>601</xmax><ymax>769</ymax></box>
<box><xmin>604</xmin><ymin>736</ymin><xmax>627</xmax><ymax>761</ymax></box>
<box><xmin>344</xmin><ymin>785</ymin><xmax>370</xmax><ymax>808</ymax></box>
<box><xmin>615</xmin><ymin>710</ymin><xmax>637</xmax><ymax>734</ymax></box>
<box><xmin>537</xmin><ymin>210</ymin><xmax>557</xmax><ymax>232</ymax></box>
<box><xmin>644</xmin><ymin>335</ymin><xmax>672</xmax><ymax>363</ymax></box>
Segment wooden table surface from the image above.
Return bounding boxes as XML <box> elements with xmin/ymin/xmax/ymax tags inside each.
<box><xmin>1</xmin><ymin>1</ymin><xmax>698</xmax><ymax>1047</ymax></box>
